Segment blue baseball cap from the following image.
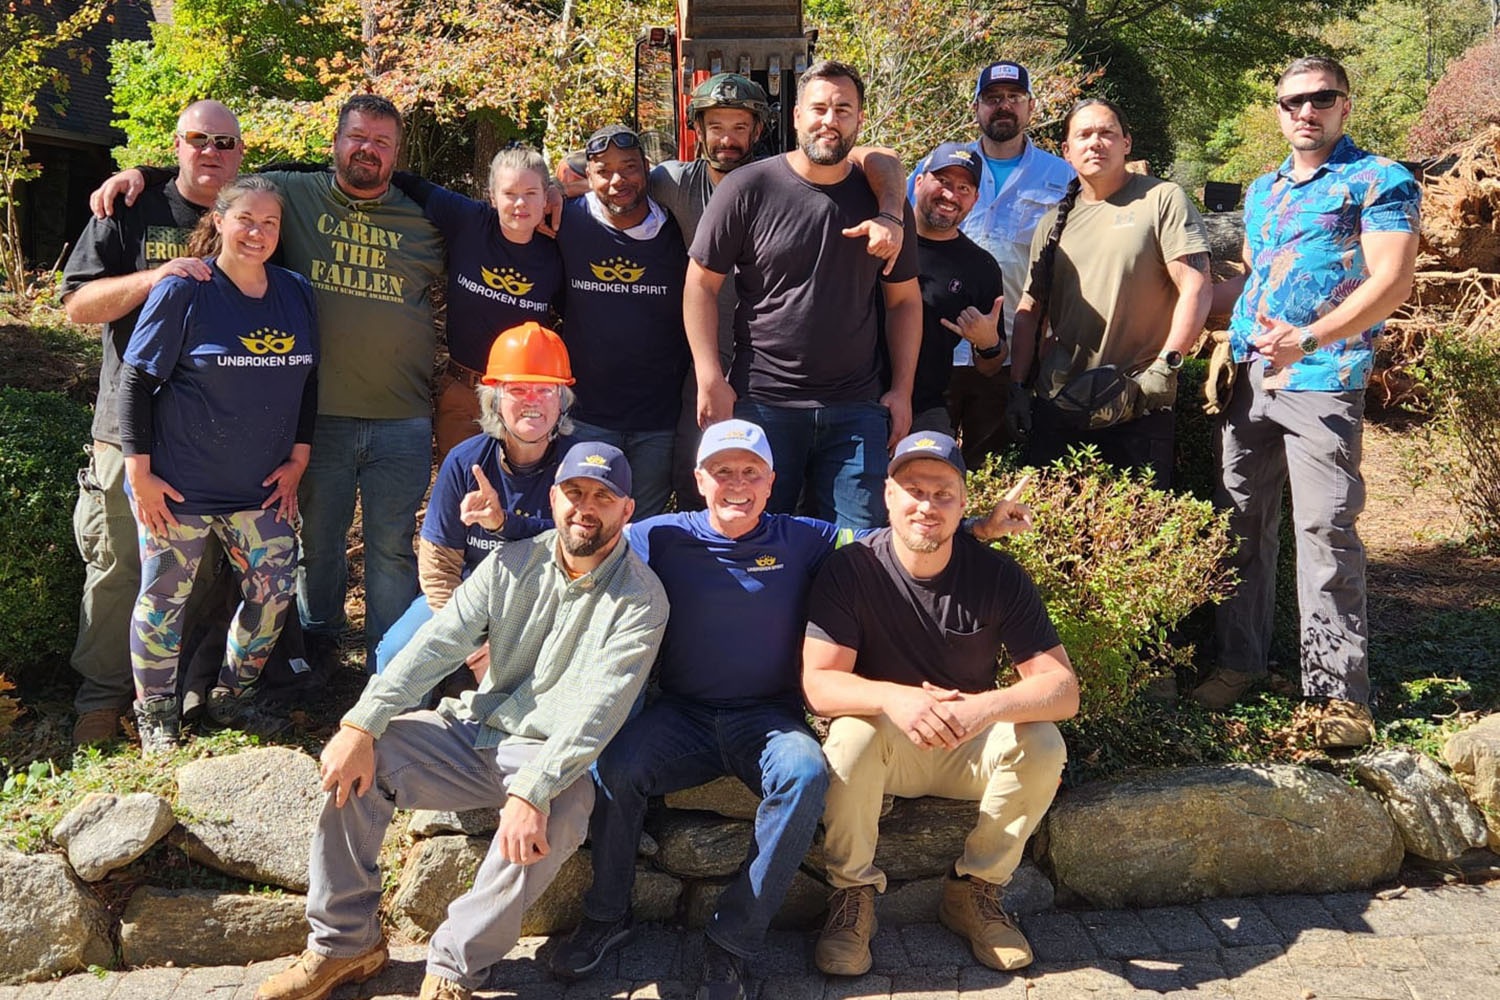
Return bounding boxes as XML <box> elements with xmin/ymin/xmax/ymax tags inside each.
<box><xmin>888</xmin><ymin>431</ymin><xmax>966</xmax><ymax>478</ymax></box>
<box><xmin>922</xmin><ymin>142</ymin><xmax>982</xmax><ymax>186</ymax></box>
<box><xmin>554</xmin><ymin>442</ymin><xmax>632</xmax><ymax>497</ymax></box>
<box><xmin>973</xmin><ymin>61</ymin><xmax>1032</xmax><ymax>99</ymax></box>
<box><xmin>696</xmin><ymin>418</ymin><xmax>775</xmax><ymax>471</ymax></box>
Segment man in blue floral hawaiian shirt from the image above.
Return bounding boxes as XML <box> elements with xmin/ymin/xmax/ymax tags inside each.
<box><xmin>1191</xmin><ymin>56</ymin><xmax>1420</xmax><ymax>749</ymax></box>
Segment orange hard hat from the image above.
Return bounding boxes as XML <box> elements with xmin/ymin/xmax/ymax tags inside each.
<box><xmin>481</xmin><ymin>321</ymin><xmax>575</xmax><ymax>385</ymax></box>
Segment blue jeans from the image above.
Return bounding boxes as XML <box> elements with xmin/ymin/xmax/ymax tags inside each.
<box><xmin>585</xmin><ymin>694</ymin><xmax>828</xmax><ymax>958</ymax></box>
<box><xmin>374</xmin><ymin>594</ymin><xmax>434</xmax><ymax>674</ymax></box>
<box><xmin>734</xmin><ymin>400</ymin><xmax>890</xmax><ymax>529</ymax></box>
<box><xmin>568</xmin><ymin>419</ymin><xmax>674</xmax><ymax>518</ymax></box>
<box><xmin>297</xmin><ymin>415</ymin><xmax>431</xmax><ymax>668</ymax></box>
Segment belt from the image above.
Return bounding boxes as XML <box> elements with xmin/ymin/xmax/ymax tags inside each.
<box><xmin>447</xmin><ymin>360</ymin><xmax>485</xmax><ymax>389</ymax></box>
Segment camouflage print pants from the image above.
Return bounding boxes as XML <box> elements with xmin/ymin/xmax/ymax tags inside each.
<box><xmin>130</xmin><ymin>508</ymin><xmax>297</xmax><ymax>703</ymax></box>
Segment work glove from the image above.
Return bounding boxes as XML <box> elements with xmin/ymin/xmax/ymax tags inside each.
<box><xmin>1003</xmin><ymin>382</ymin><xmax>1033</xmax><ymax>442</ymax></box>
<box><xmin>1135</xmin><ymin>359</ymin><xmax>1179</xmax><ymax>412</ymax></box>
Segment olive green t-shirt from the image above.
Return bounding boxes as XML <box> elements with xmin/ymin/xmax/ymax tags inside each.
<box><xmin>1026</xmin><ymin>173</ymin><xmax>1207</xmax><ymax>398</ymax></box>
<box><xmin>266</xmin><ymin>171</ymin><xmax>445</xmax><ymax>419</ymax></box>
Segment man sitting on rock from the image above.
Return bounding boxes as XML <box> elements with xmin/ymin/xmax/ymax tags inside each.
<box><xmin>802</xmin><ymin>431</ymin><xmax>1078</xmax><ymax>976</ymax></box>
<box><xmin>254</xmin><ymin>443</ymin><xmax>668</xmax><ymax>1000</ymax></box>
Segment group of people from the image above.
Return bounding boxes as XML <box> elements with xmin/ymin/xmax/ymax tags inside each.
<box><xmin>59</xmin><ymin>48</ymin><xmax>1417</xmax><ymax>1000</ymax></box>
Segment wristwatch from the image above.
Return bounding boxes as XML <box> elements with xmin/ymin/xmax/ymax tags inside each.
<box><xmin>1157</xmin><ymin>349</ymin><xmax>1183</xmax><ymax>371</ymax></box>
<box><xmin>1297</xmin><ymin>327</ymin><xmax>1320</xmax><ymax>355</ymax></box>
<box><xmin>974</xmin><ymin>338</ymin><xmax>1005</xmax><ymax>360</ymax></box>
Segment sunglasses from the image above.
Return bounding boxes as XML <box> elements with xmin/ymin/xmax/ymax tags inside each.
<box><xmin>1276</xmin><ymin>90</ymin><xmax>1345</xmax><ymax>114</ymax></box>
<box><xmin>178</xmin><ymin>130</ymin><xmax>241</xmax><ymax>151</ymax></box>
<box><xmin>585</xmin><ymin>131</ymin><xmax>641</xmax><ymax>157</ymax></box>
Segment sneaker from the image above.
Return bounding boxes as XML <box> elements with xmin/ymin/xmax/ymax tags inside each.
<box><xmin>1313</xmin><ymin>699</ymin><xmax>1376</xmax><ymax>749</ymax></box>
<box><xmin>814</xmin><ymin>884</ymin><xmax>877</xmax><ymax>976</ymax></box>
<box><xmin>132</xmin><ymin>698</ymin><xmax>180</xmax><ymax>757</ymax></box>
<box><xmin>549</xmin><ymin>913</ymin><xmax>636</xmax><ymax>981</ymax></box>
<box><xmin>207</xmin><ymin>686</ymin><xmax>291</xmax><ymax>738</ymax></box>
<box><xmin>697</xmin><ymin>938</ymin><xmax>749</xmax><ymax>1000</ymax></box>
<box><xmin>938</xmin><ymin>873</ymin><xmax>1033</xmax><ymax>971</ymax></box>
<box><xmin>254</xmin><ymin>944</ymin><xmax>388</xmax><ymax>1000</ymax></box>
<box><xmin>418</xmin><ymin>974</ymin><xmax>471</xmax><ymax>1000</ymax></box>
<box><xmin>73</xmin><ymin>707</ymin><xmax>123</xmax><ymax>747</ymax></box>
<box><xmin>1189</xmin><ymin>667</ymin><xmax>1259</xmax><ymax>710</ymax></box>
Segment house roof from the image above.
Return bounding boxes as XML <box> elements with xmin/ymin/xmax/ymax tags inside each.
<box><xmin>31</xmin><ymin>0</ymin><xmax>158</xmax><ymax>148</ymax></box>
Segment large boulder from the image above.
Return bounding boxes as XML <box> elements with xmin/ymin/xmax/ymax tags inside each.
<box><xmin>1046</xmin><ymin>764</ymin><xmax>1403</xmax><ymax>908</ymax></box>
<box><xmin>175</xmin><ymin>747</ymin><xmax>324</xmax><ymax>891</ymax></box>
<box><xmin>651</xmin><ymin>812</ymin><xmax>752</xmax><ymax>879</ymax></box>
<box><xmin>1352</xmin><ymin>749</ymin><xmax>1489</xmax><ymax>861</ymax></box>
<box><xmin>407</xmin><ymin>808</ymin><xmax>499</xmax><ymax>838</ymax></box>
<box><xmin>872</xmin><ymin>797</ymin><xmax>986</xmax><ymax>882</ymax></box>
<box><xmin>51</xmin><ymin>792</ymin><xmax>176</xmax><ymax>881</ymax></box>
<box><xmin>0</xmin><ymin>847</ymin><xmax>113</xmax><ymax>984</ymax></box>
<box><xmin>120</xmin><ymin>887</ymin><xmax>307</xmax><ymax>967</ymax></box>
<box><xmin>391</xmin><ymin>838</ymin><xmax>680</xmax><ymax>939</ymax></box>
<box><xmin>664</xmin><ymin>777</ymin><xmax>761</xmax><ymax>820</ymax></box>
<box><xmin>1443</xmin><ymin>714</ymin><xmax>1500</xmax><ymax>849</ymax></box>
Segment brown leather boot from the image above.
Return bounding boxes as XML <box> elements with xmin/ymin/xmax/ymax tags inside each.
<box><xmin>1313</xmin><ymin>699</ymin><xmax>1376</xmax><ymax>749</ymax></box>
<box><xmin>418</xmin><ymin>974</ymin><xmax>472</xmax><ymax>999</ymax></box>
<box><xmin>939</xmin><ymin>874</ymin><xmax>1033</xmax><ymax>971</ymax></box>
<box><xmin>815</xmin><ymin>884</ymin><xmax>877</xmax><ymax>976</ymax></box>
<box><xmin>254</xmin><ymin>943</ymin><xmax>388</xmax><ymax>1000</ymax></box>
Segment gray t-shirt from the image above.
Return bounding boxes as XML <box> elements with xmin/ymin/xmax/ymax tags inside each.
<box><xmin>651</xmin><ymin>159</ymin><xmax>734</xmax><ymax>368</ymax></box>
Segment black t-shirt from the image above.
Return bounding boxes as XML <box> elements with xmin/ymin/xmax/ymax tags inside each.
<box><xmin>805</xmin><ymin>528</ymin><xmax>1060</xmax><ymax>692</ymax></box>
<box><xmin>60</xmin><ymin>182</ymin><xmax>210</xmax><ymax>444</ymax></box>
<box><xmin>914</xmin><ymin>232</ymin><xmax>1004</xmax><ymax>413</ymax></box>
<box><xmin>690</xmin><ymin>155</ymin><xmax>919</xmax><ymax>408</ymax></box>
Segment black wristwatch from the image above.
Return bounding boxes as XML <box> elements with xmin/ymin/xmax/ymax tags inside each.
<box><xmin>974</xmin><ymin>339</ymin><xmax>1005</xmax><ymax>360</ymax></box>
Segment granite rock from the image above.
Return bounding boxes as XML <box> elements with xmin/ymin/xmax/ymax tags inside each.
<box><xmin>120</xmin><ymin>887</ymin><xmax>307</xmax><ymax>966</ymax></box>
<box><xmin>1353</xmin><ymin>749</ymin><xmax>1489</xmax><ymax>861</ymax></box>
<box><xmin>51</xmin><ymin>792</ymin><xmax>176</xmax><ymax>881</ymax></box>
<box><xmin>0</xmin><ymin>847</ymin><xmax>113</xmax><ymax>984</ymax></box>
<box><xmin>1444</xmin><ymin>714</ymin><xmax>1500</xmax><ymax>849</ymax></box>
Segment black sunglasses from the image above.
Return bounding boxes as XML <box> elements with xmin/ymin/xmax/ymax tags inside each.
<box><xmin>178</xmin><ymin>130</ymin><xmax>241</xmax><ymax>151</ymax></box>
<box><xmin>1276</xmin><ymin>90</ymin><xmax>1345</xmax><ymax>114</ymax></box>
<box><xmin>585</xmin><ymin>131</ymin><xmax>641</xmax><ymax>157</ymax></box>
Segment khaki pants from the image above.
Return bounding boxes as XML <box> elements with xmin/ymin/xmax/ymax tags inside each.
<box><xmin>434</xmin><ymin>369</ymin><xmax>483</xmax><ymax>462</ymax></box>
<box><xmin>820</xmin><ymin>714</ymin><xmax>1066</xmax><ymax>891</ymax></box>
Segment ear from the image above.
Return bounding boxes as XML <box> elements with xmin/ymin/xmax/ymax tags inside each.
<box><xmin>693</xmin><ymin>465</ymin><xmax>712</xmax><ymax>501</ymax></box>
<box><xmin>1122</xmin><ymin>132</ymin><xmax>1133</xmax><ymax>156</ymax></box>
<box><xmin>621</xmin><ymin>496</ymin><xmax>637</xmax><ymax>524</ymax></box>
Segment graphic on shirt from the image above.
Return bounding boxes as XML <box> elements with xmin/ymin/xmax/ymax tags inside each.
<box><xmin>1112</xmin><ymin>210</ymin><xmax>1137</xmax><ymax>228</ymax></box>
<box><xmin>480</xmin><ymin>266</ymin><xmax>535</xmax><ymax>295</ymax></box>
<box><xmin>238</xmin><ymin>328</ymin><xmax>298</xmax><ymax>355</ymax></box>
<box><xmin>570</xmin><ymin>254</ymin><xmax>672</xmax><ymax>296</ymax></box>
<box><xmin>144</xmin><ymin>225</ymin><xmax>193</xmax><ymax>264</ymax></box>
<box><xmin>308</xmin><ymin>209</ymin><xmax>409</xmax><ymax>303</ymax></box>
<box><xmin>749</xmin><ymin>553</ymin><xmax>784</xmax><ymax>573</ymax></box>
<box><xmin>589</xmin><ymin>256</ymin><xmax>647</xmax><ymax>283</ymax></box>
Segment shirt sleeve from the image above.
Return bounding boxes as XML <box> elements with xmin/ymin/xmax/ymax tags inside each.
<box><xmin>804</xmin><ymin>549</ymin><xmax>865</xmax><ymax>650</ymax></box>
<box><xmin>688</xmin><ymin>176</ymin><xmax>745</xmax><ymax>274</ymax></box>
<box><xmin>1155</xmin><ymin>182</ymin><xmax>1210</xmax><ymax>263</ymax></box>
<box><xmin>879</xmin><ymin>202</ymin><xmax>921</xmax><ymax>283</ymax></box>
<box><xmin>122</xmin><ymin>276</ymin><xmax>194</xmax><ymax>379</ymax></box>
<box><xmin>422</xmin><ymin>183</ymin><xmax>491</xmax><ymax>235</ymax></box>
<box><xmin>1360</xmin><ymin>165</ymin><xmax>1421</xmax><ymax>234</ymax></box>
<box><xmin>989</xmin><ymin>556</ymin><xmax>1062</xmax><ymax>664</ymax></box>
<box><xmin>60</xmin><ymin>213</ymin><xmax>127</xmax><ymax>297</ymax></box>
<box><xmin>422</xmin><ymin>450</ymin><xmax>472</xmax><ymax>549</ymax></box>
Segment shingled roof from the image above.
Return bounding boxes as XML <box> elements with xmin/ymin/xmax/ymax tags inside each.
<box><xmin>30</xmin><ymin>0</ymin><xmax>158</xmax><ymax>148</ymax></box>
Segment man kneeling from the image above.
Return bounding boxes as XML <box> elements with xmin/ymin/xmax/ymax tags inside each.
<box><xmin>255</xmin><ymin>444</ymin><xmax>667</xmax><ymax>1000</ymax></box>
<box><xmin>802</xmin><ymin>432</ymin><xmax>1078</xmax><ymax>975</ymax></box>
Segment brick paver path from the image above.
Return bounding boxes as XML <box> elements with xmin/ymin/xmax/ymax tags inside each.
<box><xmin>6</xmin><ymin>883</ymin><xmax>1497</xmax><ymax>998</ymax></box>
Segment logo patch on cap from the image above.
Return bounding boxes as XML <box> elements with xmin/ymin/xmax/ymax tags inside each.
<box><xmin>992</xmin><ymin>65</ymin><xmax>1019</xmax><ymax>81</ymax></box>
<box><xmin>914</xmin><ymin>437</ymin><xmax>938</xmax><ymax>449</ymax></box>
<box><xmin>585</xmin><ymin>454</ymin><xmax>608</xmax><ymax>466</ymax></box>
<box><xmin>723</xmin><ymin>429</ymin><xmax>749</xmax><ymax>440</ymax></box>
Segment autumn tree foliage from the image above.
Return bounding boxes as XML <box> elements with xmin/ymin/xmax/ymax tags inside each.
<box><xmin>1407</xmin><ymin>26</ymin><xmax>1500</xmax><ymax>157</ymax></box>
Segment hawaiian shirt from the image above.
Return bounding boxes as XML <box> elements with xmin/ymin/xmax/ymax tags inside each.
<box><xmin>1229</xmin><ymin>135</ymin><xmax>1420</xmax><ymax>391</ymax></box>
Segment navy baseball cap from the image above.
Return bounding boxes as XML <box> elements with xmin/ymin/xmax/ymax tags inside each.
<box><xmin>923</xmin><ymin>142</ymin><xmax>982</xmax><ymax>186</ymax></box>
<box><xmin>888</xmin><ymin>431</ymin><xmax>967</xmax><ymax>478</ymax></box>
<box><xmin>555</xmin><ymin>442</ymin><xmax>632</xmax><ymax>497</ymax></box>
<box><xmin>973</xmin><ymin>61</ymin><xmax>1032</xmax><ymax>99</ymax></box>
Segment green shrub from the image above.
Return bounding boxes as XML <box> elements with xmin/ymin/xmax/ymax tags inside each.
<box><xmin>967</xmin><ymin>449</ymin><xmax>1237</xmax><ymax>721</ymax></box>
<box><xmin>0</xmin><ymin>387</ymin><xmax>91</xmax><ymax>678</ymax></box>
<box><xmin>1172</xmin><ymin>355</ymin><xmax>1215</xmax><ymax>501</ymax></box>
<box><xmin>1410</xmin><ymin>323</ymin><xmax>1500</xmax><ymax>550</ymax></box>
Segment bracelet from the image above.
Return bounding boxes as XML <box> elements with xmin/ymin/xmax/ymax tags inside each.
<box><xmin>974</xmin><ymin>340</ymin><xmax>1005</xmax><ymax>360</ymax></box>
<box><xmin>878</xmin><ymin>210</ymin><xmax>904</xmax><ymax>226</ymax></box>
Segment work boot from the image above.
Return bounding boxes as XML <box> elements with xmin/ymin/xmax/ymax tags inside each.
<box><xmin>254</xmin><ymin>943</ymin><xmax>388</xmax><ymax>1000</ymax></box>
<box><xmin>418</xmin><ymin>974</ymin><xmax>471</xmax><ymax>999</ymax></box>
<box><xmin>938</xmin><ymin>873</ymin><xmax>1033</xmax><ymax>971</ymax></box>
<box><xmin>1313</xmin><ymin>699</ymin><xmax>1376</xmax><ymax>749</ymax></box>
<box><xmin>132</xmin><ymin>698</ymin><xmax>180</xmax><ymax>757</ymax></box>
<box><xmin>815</xmin><ymin>884</ymin><xmax>877</xmax><ymax>976</ymax></box>
<box><xmin>550</xmin><ymin>913</ymin><xmax>636</xmax><ymax>981</ymax></box>
<box><xmin>72</xmin><ymin>707</ymin><xmax>123</xmax><ymax>747</ymax></box>
<box><xmin>1189</xmin><ymin>667</ymin><xmax>1258</xmax><ymax>710</ymax></box>
<box><xmin>207</xmin><ymin>685</ymin><xmax>291</xmax><ymax>738</ymax></box>
<box><xmin>697</xmin><ymin>938</ymin><xmax>749</xmax><ymax>1000</ymax></box>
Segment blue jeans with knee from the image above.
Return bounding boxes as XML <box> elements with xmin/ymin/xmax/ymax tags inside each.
<box><xmin>297</xmin><ymin>415</ymin><xmax>431</xmax><ymax>669</ymax></box>
<box><xmin>568</xmin><ymin>419</ymin><xmax>674</xmax><ymax>518</ymax></box>
<box><xmin>584</xmin><ymin>694</ymin><xmax>828</xmax><ymax>958</ymax></box>
<box><xmin>733</xmin><ymin>399</ymin><xmax>890</xmax><ymax>529</ymax></box>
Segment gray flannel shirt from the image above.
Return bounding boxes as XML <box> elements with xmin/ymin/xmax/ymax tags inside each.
<box><xmin>342</xmin><ymin>528</ymin><xmax>669</xmax><ymax>813</ymax></box>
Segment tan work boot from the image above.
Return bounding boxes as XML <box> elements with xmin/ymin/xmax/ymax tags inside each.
<box><xmin>1314</xmin><ymin>699</ymin><xmax>1376</xmax><ymax>749</ymax></box>
<box><xmin>1189</xmin><ymin>668</ymin><xmax>1258</xmax><ymax>710</ymax></box>
<box><xmin>254</xmin><ymin>943</ymin><xmax>389</xmax><ymax>1000</ymax></box>
<box><xmin>418</xmin><ymin>974</ymin><xmax>472</xmax><ymax>999</ymax></box>
<box><xmin>815</xmin><ymin>884</ymin><xmax>877</xmax><ymax>976</ymax></box>
<box><xmin>939</xmin><ymin>874</ymin><xmax>1033</xmax><ymax>971</ymax></box>
<box><xmin>72</xmin><ymin>707</ymin><xmax>122</xmax><ymax>746</ymax></box>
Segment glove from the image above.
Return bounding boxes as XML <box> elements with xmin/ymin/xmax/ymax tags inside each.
<box><xmin>1003</xmin><ymin>382</ymin><xmax>1033</xmax><ymax>441</ymax></box>
<box><xmin>1135</xmin><ymin>359</ymin><xmax>1179</xmax><ymax>412</ymax></box>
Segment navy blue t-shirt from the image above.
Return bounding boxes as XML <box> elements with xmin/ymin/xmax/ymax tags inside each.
<box><xmin>422</xmin><ymin>431</ymin><xmax>574</xmax><ymax>571</ymax></box>
<box><xmin>626</xmin><ymin>511</ymin><xmax>843</xmax><ymax>704</ymax></box>
<box><xmin>557</xmin><ymin>198</ymin><xmax>690</xmax><ymax>431</ymax></box>
<box><xmin>422</xmin><ymin>186</ymin><xmax>563</xmax><ymax>372</ymax></box>
<box><xmin>124</xmin><ymin>262</ymin><xmax>318</xmax><ymax>515</ymax></box>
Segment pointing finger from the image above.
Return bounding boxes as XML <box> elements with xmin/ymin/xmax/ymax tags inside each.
<box><xmin>1003</xmin><ymin>474</ymin><xmax>1031</xmax><ymax>502</ymax></box>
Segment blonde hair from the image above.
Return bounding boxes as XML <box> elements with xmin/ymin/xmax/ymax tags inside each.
<box><xmin>476</xmin><ymin>383</ymin><xmax>576</xmax><ymax>442</ymax></box>
<box><xmin>487</xmin><ymin>145</ymin><xmax>550</xmax><ymax>200</ymax></box>
<box><xmin>186</xmin><ymin>175</ymin><xmax>283</xmax><ymax>258</ymax></box>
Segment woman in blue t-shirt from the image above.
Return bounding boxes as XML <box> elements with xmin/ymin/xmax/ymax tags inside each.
<box><xmin>389</xmin><ymin>145</ymin><xmax>565</xmax><ymax>458</ymax></box>
<box><xmin>119</xmin><ymin>175</ymin><xmax>319</xmax><ymax>755</ymax></box>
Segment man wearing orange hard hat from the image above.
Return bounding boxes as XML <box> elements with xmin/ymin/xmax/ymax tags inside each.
<box><xmin>373</xmin><ymin>321</ymin><xmax>577</xmax><ymax>680</ymax></box>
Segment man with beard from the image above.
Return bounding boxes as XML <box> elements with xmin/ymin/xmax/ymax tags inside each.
<box><xmin>688</xmin><ymin>60</ymin><xmax>921</xmax><ymax>529</ymax></box>
<box><xmin>253</xmin><ymin>443</ymin><xmax>668</xmax><ymax>1000</ymax></box>
<box><xmin>1190</xmin><ymin>57</ymin><xmax>1419</xmax><ymax>749</ymax></box>
<box><xmin>802</xmin><ymin>431</ymin><xmax>1077</xmax><ymax>977</ymax></box>
<box><xmin>906</xmin><ymin>62</ymin><xmax>1073</xmax><ymax>466</ymax></box>
<box><xmin>62</xmin><ymin>99</ymin><xmax>244</xmax><ymax>745</ymax></box>
<box><xmin>94</xmin><ymin>95</ymin><xmax>446</xmax><ymax>672</ymax></box>
<box><xmin>909</xmin><ymin>143</ymin><xmax>1007</xmax><ymax>435</ymax></box>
